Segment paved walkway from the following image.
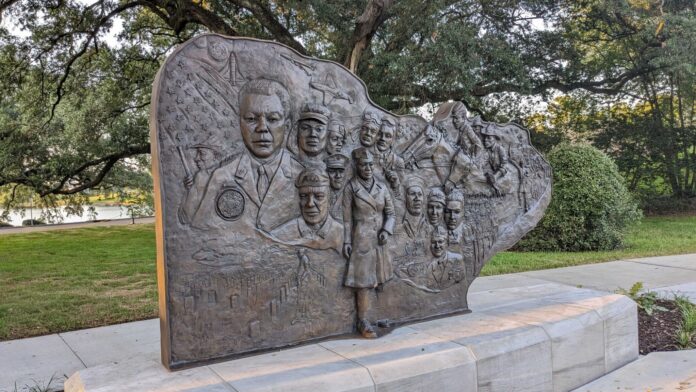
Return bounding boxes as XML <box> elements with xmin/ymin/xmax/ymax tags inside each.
<box><xmin>2</xmin><ymin>253</ymin><xmax>696</xmax><ymax>392</ymax></box>
<box><xmin>0</xmin><ymin>217</ymin><xmax>154</xmax><ymax>235</ymax></box>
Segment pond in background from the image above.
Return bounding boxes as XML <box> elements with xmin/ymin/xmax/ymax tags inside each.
<box><xmin>6</xmin><ymin>205</ymin><xmax>129</xmax><ymax>226</ymax></box>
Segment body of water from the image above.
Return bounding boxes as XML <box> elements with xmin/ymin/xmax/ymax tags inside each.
<box><xmin>6</xmin><ymin>205</ymin><xmax>129</xmax><ymax>226</ymax></box>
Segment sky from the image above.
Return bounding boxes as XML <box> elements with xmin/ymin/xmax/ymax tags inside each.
<box><xmin>2</xmin><ymin>0</ymin><xmax>123</xmax><ymax>47</ymax></box>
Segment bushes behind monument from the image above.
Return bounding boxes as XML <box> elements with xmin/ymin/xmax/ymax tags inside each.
<box><xmin>516</xmin><ymin>143</ymin><xmax>641</xmax><ymax>251</ymax></box>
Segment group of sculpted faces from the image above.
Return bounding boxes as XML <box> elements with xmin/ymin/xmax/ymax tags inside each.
<box><xmin>178</xmin><ymin>76</ymin><xmax>521</xmax><ymax>338</ymax></box>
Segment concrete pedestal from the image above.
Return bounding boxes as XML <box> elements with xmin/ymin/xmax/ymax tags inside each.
<box><xmin>65</xmin><ymin>283</ymin><xmax>638</xmax><ymax>392</ymax></box>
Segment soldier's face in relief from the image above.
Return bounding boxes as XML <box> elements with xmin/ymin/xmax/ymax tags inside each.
<box><xmin>431</xmin><ymin>236</ymin><xmax>446</xmax><ymax>257</ymax></box>
<box><xmin>298</xmin><ymin>119</ymin><xmax>328</xmax><ymax>156</ymax></box>
<box><xmin>360</xmin><ymin>123</ymin><xmax>379</xmax><ymax>147</ymax></box>
<box><xmin>483</xmin><ymin>134</ymin><xmax>495</xmax><ymax>149</ymax></box>
<box><xmin>327</xmin><ymin>168</ymin><xmax>346</xmax><ymax>190</ymax></box>
<box><xmin>299</xmin><ymin>186</ymin><xmax>329</xmax><ymax>225</ymax></box>
<box><xmin>327</xmin><ymin>128</ymin><xmax>344</xmax><ymax>155</ymax></box>
<box><xmin>240</xmin><ymin>94</ymin><xmax>286</xmax><ymax>159</ymax></box>
<box><xmin>194</xmin><ymin>148</ymin><xmax>212</xmax><ymax>171</ymax></box>
<box><xmin>445</xmin><ymin>200</ymin><xmax>463</xmax><ymax>230</ymax></box>
<box><xmin>427</xmin><ymin>201</ymin><xmax>444</xmax><ymax>225</ymax></box>
<box><xmin>356</xmin><ymin>158</ymin><xmax>374</xmax><ymax>181</ymax></box>
<box><xmin>451</xmin><ymin>109</ymin><xmax>466</xmax><ymax>129</ymax></box>
<box><xmin>376</xmin><ymin>125</ymin><xmax>395</xmax><ymax>152</ymax></box>
<box><xmin>405</xmin><ymin>186</ymin><xmax>424</xmax><ymax>216</ymax></box>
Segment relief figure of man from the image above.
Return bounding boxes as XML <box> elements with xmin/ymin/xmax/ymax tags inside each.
<box><xmin>375</xmin><ymin>117</ymin><xmax>405</xmax><ymax>198</ymax></box>
<box><xmin>481</xmin><ymin>126</ymin><xmax>515</xmax><ymax>197</ymax></box>
<box><xmin>400</xmin><ymin>176</ymin><xmax>427</xmax><ymax>239</ymax></box>
<box><xmin>429</xmin><ymin>226</ymin><xmax>466</xmax><ymax>288</ymax></box>
<box><xmin>359</xmin><ymin>110</ymin><xmax>381</xmax><ymax>149</ymax></box>
<box><xmin>444</xmin><ymin>189</ymin><xmax>466</xmax><ymax>246</ymax></box>
<box><xmin>452</xmin><ymin>104</ymin><xmax>483</xmax><ymax>159</ymax></box>
<box><xmin>270</xmin><ymin>168</ymin><xmax>343</xmax><ymax>252</ymax></box>
<box><xmin>426</xmin><ymin>187</ymin><xmax>446</xmax><ymax>228</ymax></box>
<box><xmin>343</xmin><ymin>147</ymin><xmax>395</xmax><ymax>338</ymax></box>
<box><xmin>297</xmin><ymin>103</ymin><xmax>330</xmax><ymax>163</ymax></box>
<box><xmin>190</xmin><ymin>78</ymin><xmax>303</xmax><ymax>231</ymax></box>
<box><xmin>324</xmin><ymin>153</ymin><xmax>350</xmax><ymax>221</ymax></box>
<box><xmin>326</xmin><ymin>119</ymin><xmax>347</xmax><ymax>155</ymax></box>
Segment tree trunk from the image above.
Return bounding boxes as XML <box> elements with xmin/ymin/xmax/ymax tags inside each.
<box><xmin>344</xmin><ymin>0</ymin><xmax>395</xmax><ymax>74</ymax></box>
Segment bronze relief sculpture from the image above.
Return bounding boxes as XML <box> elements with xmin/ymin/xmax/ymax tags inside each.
<box><xmin>151</xmin><ymin>34</ymin><xmax>552</xmax><ymax>368</ymax></box>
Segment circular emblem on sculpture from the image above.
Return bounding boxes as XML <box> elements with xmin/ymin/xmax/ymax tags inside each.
<box><xmin>215</xmin><ymin>187</ymin><xmax>245</xmax><ymax>221</ymax></box>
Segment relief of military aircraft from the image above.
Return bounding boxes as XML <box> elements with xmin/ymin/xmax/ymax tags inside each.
<box><xmin>310</xmin><ymin>74</ymin><xmax>354</xmax><ymax>106</ymax></box>
<box><xmin>280</xmin><ymin>53</ymin><xmax>316</xmax><ymax>76</ymax></box>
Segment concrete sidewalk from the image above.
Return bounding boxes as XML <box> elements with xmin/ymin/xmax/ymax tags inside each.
<box><xmin>2</xmin><ymin>253</ymin><xmax>696</xmax><ymax>392</ymax></box>
<box><xmin>0</xmin><ymin>217</ymin><xmax>154</xmax><ymax>236</ymax></box>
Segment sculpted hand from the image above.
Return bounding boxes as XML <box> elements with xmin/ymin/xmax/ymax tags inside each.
<box><xmin>343</xmin><ymin>244</ymin><xmax>352</xmax><ymax>259</ymax></box>
<box><xmin>184</xmin><ymin>175</ymin><xmax>194</xmax><ymax>189</ymax></box>
<box><xmin>385</xmin><ymin>170</ymin><xmax>397</xmax><ymax>183</ymax></box>
<box><xmin>378</xmin><ymin>230</ymin><xmax>390</xmax><ymax>245</ymax></box>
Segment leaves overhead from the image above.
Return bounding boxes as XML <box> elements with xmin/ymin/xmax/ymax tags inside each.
<box><xmin>0</xmin><ymin>0</ymin><xmax>691</xmax><ymax>201</ymax></box>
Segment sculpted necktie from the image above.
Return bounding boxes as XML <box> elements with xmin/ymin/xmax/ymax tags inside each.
<box><xmin>257</xmin><ymin>165</ymin><xmax>269</xmax><ymax>200</ymax></box>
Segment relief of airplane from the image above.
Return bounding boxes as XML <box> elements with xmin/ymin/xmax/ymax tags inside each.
<box><xmin>310</xmin><ymin>74</ymin><xmax>354</xmax><ymax>106</ymax></box>
<box><xmin>280</xmin><ymin>53</ymin><xmax>316</xmax><ymax>76</ymax></box>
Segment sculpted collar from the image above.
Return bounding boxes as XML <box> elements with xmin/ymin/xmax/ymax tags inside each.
<box><xmin>249</xmin><ymin>148</ymin><xmax>282</xmax><ymax>174</ymax></box>
<box><xmin>297</xmin><ymin>216</ymin><xmax>330</xmax><ymax>239</ymax></box>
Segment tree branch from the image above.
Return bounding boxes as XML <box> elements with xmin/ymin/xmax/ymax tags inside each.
<box><xmin>224</xmin><ymin>0</ymin><xmax>306</xmax><ymax>54</ymax></box>
<box><xmin>47</xmin><ymin>1</ymin><xmax>146</xmax><ymax>124</ymax></box>
<box><xmin>344</xmin><ymin>0</ymin><xmax>395</xmax><ymax>73</ymax></box>
<box><xmin>38</xmin><ymin>144</ymin><xmax>151</xmax><ymax>196</ymax></box>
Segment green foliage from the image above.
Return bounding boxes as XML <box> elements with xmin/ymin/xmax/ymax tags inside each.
<box><xmin>517</xmin><ymin>143</ymin><xmax>642</xmax><ymax>251</ymax></box>
<box><xmin>11</xmin><ymin>374</ymin><xmax>61</xmax><ymax>392</ymax></box>
<box><xmin>1</xmin><ymin>0</ymin><xmax>693</xmax><ymax>204</ymax></box>
<box><xmin>616</xmin><ymin>282</ymin><xmax>667</xmax><ymax>316</ymax></box>
<box><xmin>674</xmin><ymin>295</ymin><xmax>696</xmax><ymax>349</ymax></box>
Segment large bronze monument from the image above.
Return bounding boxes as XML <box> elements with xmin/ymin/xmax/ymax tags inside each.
<box><xmin>151</xmin><ymin>34</ymin><xmax>552</xmax><ymax>369</ymax></box>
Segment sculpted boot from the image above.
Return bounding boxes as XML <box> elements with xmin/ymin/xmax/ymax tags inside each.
<box><xmin>358</xmin><ymin>318</ymin><xmax>378</xmax><ymax>339</ymax></box>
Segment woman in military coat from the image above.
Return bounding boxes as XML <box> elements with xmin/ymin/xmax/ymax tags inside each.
<box><xmin>343</xmin><ymin>147</ymin><xmax>396</xmax><ymax>338</ymax></box>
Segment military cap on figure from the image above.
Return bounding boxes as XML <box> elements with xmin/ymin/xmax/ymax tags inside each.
<box><xmin>270</xmin><ymin>166</ymin><xmax>342</xmax><ymax>251</ymax></box>
<box><xmin>325</xmin><ymin>153</ymin><xmax>350</xmax><ymax>169</ymax></box>
<box><xmin>324</xmin><ymin>154</ymin><xmax>350</xmax><ymax>190</ymax></box>
<box><xmin>326</xmin><ymin>119</ymin><xmax>347</xmax><ymax>155</ymax></box>
<box><xmin>297</xmin><ymin>103</ymin><xmax>331</xmax><ymax>159</ymax></box>
<box><xmin>426</xmin><ymin>187</ymin><xmax>446</xmax><ymax>226</ymax></box>
<box><xmin>359</xmin><ymin>110</ymin><xmax>382</xmax><ymax>148</ymax></box>
<box><xmin>324</xmin><ymin>153</ymin><xmax>350</xmax><ymax>221</ymax></box>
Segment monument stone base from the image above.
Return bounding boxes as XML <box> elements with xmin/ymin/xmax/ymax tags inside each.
<box><xmin>64</xmin><ymin>283</ymin><xmax>638</xmax><ymax>392</ymax></box>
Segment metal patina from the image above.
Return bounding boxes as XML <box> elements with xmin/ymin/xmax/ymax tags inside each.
<box><xmin>151</xmin><ymin>34</ymin><xmax>552</xmax><ymax>369</ymax></box>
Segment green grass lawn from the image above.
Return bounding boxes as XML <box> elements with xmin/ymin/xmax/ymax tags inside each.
<box><xmin>1</xmin><ymin>215</ymin><xmax>696</xmax><ymax>340</ymax></box>
<box><xmin>0</xmin><ymin>225</ymin><xmax>157</xmax><ymax>340</ymax></box>
<box><xmin>483</xmin><ymin>215</ymin><xmax>696</xmax><ymax>275</ymax></box>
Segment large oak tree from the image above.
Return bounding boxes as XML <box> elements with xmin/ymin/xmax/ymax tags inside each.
<box><xmin>0</xmin><ymin>0</ymin><xmax>687</xmax><ymax>206</ymax></box>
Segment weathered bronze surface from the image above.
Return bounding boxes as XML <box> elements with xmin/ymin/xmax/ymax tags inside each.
<box><xmin>150</xmin><ymin>34</ymin><xmax>552</xmax><ymax>369</ymax></box>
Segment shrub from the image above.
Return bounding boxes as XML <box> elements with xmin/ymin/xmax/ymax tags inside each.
<box><xmin>517</xmin><ymin>143</ymin><xmax>642</xmax><ymax>251</ymax></box>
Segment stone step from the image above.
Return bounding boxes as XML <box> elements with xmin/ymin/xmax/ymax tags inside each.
<box><xmin>573</xmin><ymin>349</ymin><xmax>696</xmax><ymax>391</ymax></box>
<box><xmin>65</xmin><ymin>283</ymin><xmax>638</xmax><ymax>392</ymax></box>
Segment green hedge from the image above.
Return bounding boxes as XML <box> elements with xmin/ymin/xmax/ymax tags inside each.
<box><xmin>517</xmin><ymin>143</ymin><xmax>642</xmax><ymax>251</ymax></box>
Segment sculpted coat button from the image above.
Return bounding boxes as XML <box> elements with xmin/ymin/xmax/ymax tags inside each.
<box><xmin>215</xmin><ymin>187</ymin><xmax>245</xmax><ymax>221</ymax></box>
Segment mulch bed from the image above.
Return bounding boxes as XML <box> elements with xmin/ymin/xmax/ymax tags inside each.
<box><xmin>638</xmin><ymin>299</ymin><xmax>692</xmax><ymax>354</ymax></box>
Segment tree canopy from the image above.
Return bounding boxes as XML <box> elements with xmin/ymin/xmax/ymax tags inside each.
<box><xmin>0</xmin><ymin>0</ymin><xmax>693</xmax><ymax>206</ymax></box>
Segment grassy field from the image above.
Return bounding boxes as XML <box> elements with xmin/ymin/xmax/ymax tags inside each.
<box><xmin>482</xmin><ymin>215</ymin><xmax>696</xmax><ymax>275</ymax></box>
<box><xmin>0</xmin><ymin>225</ymin><xmax>156</xmax><ymax>340</ymax></box>
<box><xmin>1</xmin><ymin>215</ymin><xmax>696</xmax><ymax>340</ymax></box>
